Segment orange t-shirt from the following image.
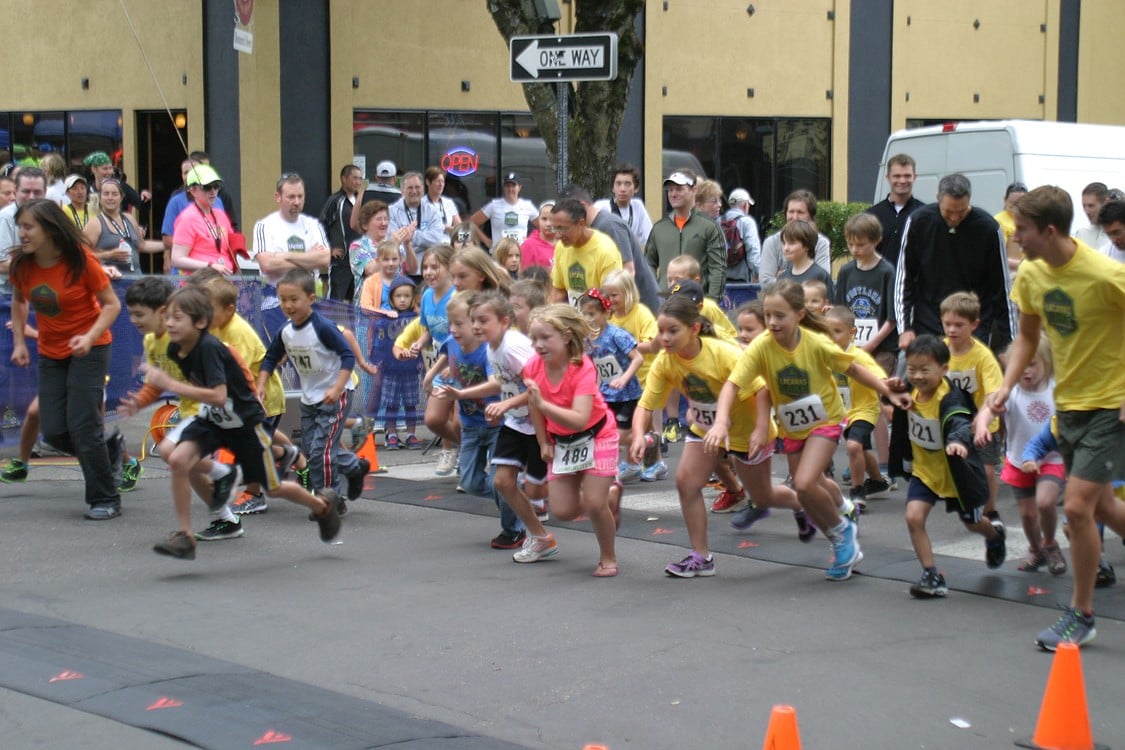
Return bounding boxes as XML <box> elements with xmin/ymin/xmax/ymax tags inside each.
<box><xmin>14</xmin><ymin>248</ymin><xmax>113</xmax><ymax>359</ymax></box>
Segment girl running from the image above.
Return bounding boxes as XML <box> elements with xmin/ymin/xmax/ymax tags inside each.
<box><xmin>523</xmin><ymin>303</ymin><xmax>621</xmax><ymax>576</ymax></box>
<box><xmin>579</xmin><ymin>288</ymin><xmax>644</xmax><ymax>482</ymax></box>
<box><xmin>715</xmin><ymin>280</ymin><xmax>910</xmax><ymax>581</ymax></box>
<box><xmin>628</xmin><ymin>296</ymin><xmax>777</xmax><ymax>578</ymax></box>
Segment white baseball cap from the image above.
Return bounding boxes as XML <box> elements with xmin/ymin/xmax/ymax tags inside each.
<box><xmin>375</xmin><ymin>160</ymin><xmax>397</xmax><ymax>178</ymax></box>
<box><xmin>664</xmin><ymin>172</ymin><xmax>694</xmax><ymax>187</ymax></box>
<box><xmin>728</xmin><ymin>188</ymin><xmax>754</xmax><ymax>205</ymax></box>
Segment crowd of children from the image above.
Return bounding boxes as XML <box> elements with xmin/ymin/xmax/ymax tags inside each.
<box><xmin>6</xmin><ymin>184</ymin><xmax>1120</xmax><ymax>653</ymax></box>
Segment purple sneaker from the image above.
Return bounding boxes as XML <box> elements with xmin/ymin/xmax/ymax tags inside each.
<box><xmin>665</xmin><ymin>552</ymin><xmax>716</xmax><ymax>578</ymax></box>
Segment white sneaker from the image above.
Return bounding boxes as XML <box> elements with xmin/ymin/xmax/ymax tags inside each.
<box><xmin>435</xmin><ymin>449</ymin><xmax>457</xmax><ymax>476</ymax></box>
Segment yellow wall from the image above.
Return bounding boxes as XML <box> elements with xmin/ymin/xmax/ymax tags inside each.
<box><xmin>1077</xmin><ymin>0</ymin><xmax>1125</xmax><ymax>125</ymax></box>
<box><xmin>642</xmin><ymin>0</ymin><xmax>845</xmax><ymax>209</ymax></box>
<box><xmin>890</xmin><ymin>1</ymin><xmax>1054</xmax><ymax>127</ymax></box>
<box><xmin>1</xmin><ymin>0</ymin><xmax>204</xmax><ymax>180</ymax></box>
<box><xmin>327</xmin><ymin>0</ymin><xmax>540</xmax><ymax>179</ymax></box>
<box><xmin>237</xmin><ymin>2</ymin><xmax>282</xmax><ymax>228</ymax></box>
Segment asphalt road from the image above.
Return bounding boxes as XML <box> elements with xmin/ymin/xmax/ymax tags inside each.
<box><xmin>1</xmin><ymin>411</ymin><xmax>1123</xmax><ymax>749</ymax></box>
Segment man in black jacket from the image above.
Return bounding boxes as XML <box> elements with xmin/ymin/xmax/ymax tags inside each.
<box><xmin>894</xmin><ymin>173</ymin><xmax>1014</xmax><ymax>353</ymax></box>
<box><xmin>319</xmin><ymin>164</ymin><xmax>364</xmax><ymax>301</ymax></box>
<box><xmin>865</xmin><ymin>153</ymin><xmax>924</xmax><ymax>268</ymax></box>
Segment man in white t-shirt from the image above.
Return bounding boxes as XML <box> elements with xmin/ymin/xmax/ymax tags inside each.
<box><xmin>470</xmin><ymin>171</ymin><xmax>538</xmax><ymax>252</ymax></box>
<box><xmin>592</xmin><ymin>163</ymin><xmax>653</xmax><ymax>247</ymax></box>
<box><xmin>251</xmin><ymin>174</ymin><xmax>331</xmax><ymax>333</ymax></box>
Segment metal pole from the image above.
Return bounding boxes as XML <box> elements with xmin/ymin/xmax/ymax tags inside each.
<box><xmin>556</xmin><ymin>81</ymin><xmax>568</xmax><ymax>193</ymax></box>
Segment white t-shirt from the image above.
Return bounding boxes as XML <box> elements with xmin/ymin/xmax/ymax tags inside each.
<box><xmin>488</xmin><ymin>329</ymin><xmax>536</xmax><ymax>434</ymax></box>
<box><xmin>251</xmin><ymin>211</ymin><xmax>329</xmax><ymax>284</ymax></box>
<box><xmin>593</xmin><ymin>197</ymin><xmax>654</xmax><ymax>247</ymax></box>
<box><xmin>1005</xmin><ymin>379</ymin><xmax>1061</xmax><ymax>466</ymax></box>
<box><xmin>481</xmin><ymin>198</ymin><xmax>538</xmax><ymax>250</ymax></box>
<box><xmin>1100</xmin><ymin>240</ymin><xmax>1125</xmax><ymax>264</ymax></box>
<box><xmin>425</xmin><ymin>195</ymin><xmax>459</xmax><ymax>229</ymax></box>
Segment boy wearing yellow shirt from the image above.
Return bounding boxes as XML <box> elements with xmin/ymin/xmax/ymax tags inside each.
<box><xmin>902</xmin><ymin>335</ymin><xmax>1005</xmax><ymax>599</ymax></box>
<box><xmin>940</xmin><ymin>292</ymin><xmax>1004</xmax><ymax>529</ymax></box>
<box><xmin>666</xmin><ymin>256</ymin><xmax>739</xmax><ymax>343</ymax></box>
<box><xmin>825</xmin><ymin>307</ymin><xmax>892</xmax><ymax>510</ymax></box>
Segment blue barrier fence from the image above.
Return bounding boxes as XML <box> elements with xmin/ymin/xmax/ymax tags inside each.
<box><xmin>0</xmin><ymin>277</ymin><xmax>759</xmax><ymax>438</ymax></box>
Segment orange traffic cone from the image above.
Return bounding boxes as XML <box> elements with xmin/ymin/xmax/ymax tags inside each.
<box><xmin>356</xmin><ymin>433</ymin><xmax>386</xmax><ymax>474</ymax></box>
<box><xmin>1015</xmin><ymin>642</ymin><xmax>1108</xmax><ymax>750</ymax></box>
<box><xmin>762</xmin><ymin>705</ymin><xmax>801</xmax><ymax>750</ymax></box>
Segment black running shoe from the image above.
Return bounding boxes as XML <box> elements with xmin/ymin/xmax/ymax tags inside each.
<box><xmin>347</xmin><ymin>458</ymin><xmax>370</xmax><ymax>501</ymax></box>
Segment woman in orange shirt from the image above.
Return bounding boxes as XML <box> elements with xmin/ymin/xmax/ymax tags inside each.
<box><xmin>10</xmin><ymin>199</ymin><xmax>123</xmax><ymax>519</ymax></box>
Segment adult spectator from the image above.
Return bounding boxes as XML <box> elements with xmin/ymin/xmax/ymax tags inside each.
<box><xmin>40</xmin><ymin>153</ymin><xmax>67</xmax><ymax>204</ymax></box>
<box><xmin>559</xmin><ymin>183</ymin><xmax>661</xmax><ymax>313</ymax></box>
<box><xmin>894</xmin><ymin>172</ymin><xmax>1014</xmax><ymax>352</ymax></box>
<box><xmin>10</xmin><ymin>200</ymin><xmax>122</xmax><ymax>520</ymax></box>
<box><xmin>170</xmin><ymin>164</ymin><xmax>237</xmax><ymax>276</ymax></box>
<box><xmin>1097</xmin><ymin>199</ymin><xmax>1125</xmax><ymax>263</ymax></box>
<box><xmin>0</xmin><ymin>167</ymin><xmax>47</xmax><ymax>289</ymax></box>
<box><xmin>250</xmin><ymin>173</ymin><xmax>331</xmax><ymax>333</ymax></box>
<box><xmin>721</xmin><ymin>187</ymin><xmax>761</xmax><ymax>284</ymax></box>
<box><xmin>593</xmin><ymin>163</ymin><xmax>653</xmax><ymax>246</ymax></box>
<box><xmin>319</xmin><ymin>164</ymin><xmax>364</xmax><ymax>301</ymax></box>
<box><xmin>547</xmin><ymin>197</ymin><xmax>622</xmax><ymax>305</ymax></box>
<box><xmin>866</xmin><ymin>153</ymin><xmax>925</xmax><ymax>267</ymax></box>
<box><xmin>63</xmin><ymin>175</ymin><xmax>91</xmax><ymax>230</ymax></box>
<box><xmin>83</xmin><ymin>151</ymin><xmax>148</xmax><ymax>214</ymax></box>
<box><xmin>994</xmin><ymin>181</ymin><xmax>1028</xmax><ymax>274</ymax></box>
<box><xmin>348</xmin><ymin>200</ymin><xmax>398</xmax><ymax>304</ymax></box>
<box><xmin>388</xmin><ymin>171</ymin><xmax>443</xmax><ymax>268</ymax></box>
<box><xmin>520</xmin><ymin>199</ymin><xmax>556</xmax><ymax>271</ymax></box>
<box><xmin>83</xmin><ymin>178</ymin><xmax>163</xmax><ymax>274</ymax></box>
<box><xmin>348</xmin><ymin>160</ymin><xmax>401</xmax><ymax>234</ymax></box>
<box><xmin>423</xmin><ymin>166</ymin><xmax>460</xmax><ymax>230</ymax></box>
<box><xmin>0</xmin><ymin>176</ymin><xmax>15</xmax><ymax>210</ymax></box>
<box><xmin>644</xmin><ymin>171</ymin><xmax>726</xmax><ymax>300</ymax></box>
<box><xmin>758</xmin><ymin>189</ymin><xmax>831</xmax><ymax>286</ymax></box>
<box><xmin>470</xmin><ymin>171</ymin><xmax>538</xmax><ymax>252</ymax></box>
<box><xmin>1074</xmin><ymin>181</ymin><xmax>1110</xmax><ymax>249</ymax></box>
<box><xmin>161</xmin><ymin>154</ymin><xmax>231</xmax><ymax>252</ymax></box>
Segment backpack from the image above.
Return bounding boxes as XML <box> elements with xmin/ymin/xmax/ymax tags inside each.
<box><xmin>721</xmin><ymin>215</ymin><xmax>746</xmax><ymax>268</ymax></box>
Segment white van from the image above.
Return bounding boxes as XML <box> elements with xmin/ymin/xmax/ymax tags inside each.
<box><xmin>873</xmin><ymin>120</ymin><xmax>1125</xmax><ymax>232</ymax></box>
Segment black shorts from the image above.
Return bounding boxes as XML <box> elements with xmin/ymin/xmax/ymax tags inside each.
<box><xmin>907</xmin><ymin>476</ymin><xmax>983</xmax><ymax>525</ymax></box>
<box><xmin>844</xmin><ymin>420</ymin><xmax>874</xmax><ymax>451</ymax></box>
<box><xmin>179</xmin><ymin>419</ymin><xmax>280</xmax><ymax>491</ymax></box>
<box><xmin>491</xmin><ymin>425</ymin><xmax>547</xmax><ymax>484</ymax></box>
<box><xmin>607</xmin><ymin>399</ymin><xmax>638</xmax><ymax>428</ymax></box>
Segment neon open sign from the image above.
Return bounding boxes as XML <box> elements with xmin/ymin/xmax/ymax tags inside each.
<box><xmin>442</xmin><ymin>147</ymin><xmax>479</xmax><ymax>177</ymax></box>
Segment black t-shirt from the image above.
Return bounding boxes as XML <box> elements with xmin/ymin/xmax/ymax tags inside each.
<box><xmin>835</xmin><ymin>258</ymin><xmax>898</xmax><ymax>353</ymax></box>
<box><xmin>169</xmin><ymin>331</ymin><xmax>265</xmax><ymax>428</ymax></box>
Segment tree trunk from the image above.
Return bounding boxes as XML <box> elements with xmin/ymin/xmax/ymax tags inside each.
<box><xmin>487</xmin><ymin>0</ymin><xmax>644</xmax><ymax>199</ymax></box>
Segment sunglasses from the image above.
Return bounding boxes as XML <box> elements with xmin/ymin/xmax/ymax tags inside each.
<box><xmin>193</xmin><ymin>182</ymin><xmax>221</xmax><ymax>192</ymax></box>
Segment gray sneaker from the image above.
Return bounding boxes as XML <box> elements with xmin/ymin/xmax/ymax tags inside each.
<box><xmin>84</xmin><ymin>502</ymin><xmax>121</xmax><ymax>521</ymax></box>
<box><xmin>1035</xmin><ymin>606</ymin><xmax>1095</xmax><ymax>651</ymax></box>
<box><xmin>730</xmin><ymin>505</ymin><xmax>770</xmax><ymax>531</ymax></box>
<box><xmin>194</xmin><ymin>518</ymin><xmax>244</xmax><ymax>541</ymax></box>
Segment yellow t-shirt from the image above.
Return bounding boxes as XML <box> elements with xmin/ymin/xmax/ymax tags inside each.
<box><xmin>393</xmin><ymin>317</ymin><xmax>424</xmax><ymax>350</ymax></box>
<box><xmin>701</xmin><ymin>298</ymin><xmax>738</xmax><ymax>344</ymax></box>
<box><xmin>946</xmin><ymin>336</ymin><xmax>1002</xmax><ymax>432</ymax></box>
<box><xmin>639</xmin><ymin>336</ymin><xmax>775</xmax><ymax>453</ymax></box>
<box><xmin>994</xmin><ymin>209</ymin><xmax>1016</xmax><ymax>249</ymax></box>
<box><xmin>611</xmin><ymin>302</ymin><xmax>658</xmax><ymax>385</ymax></box>
<box><xmin>212</xmin><ymin>314</ymin><xmax>285</xmax><ymax>417</ymax></box>
<box><xmin>550</xmin><ymin>228</ymin><xmax>623</xmax><ymax>304</ymax></box>
<box><xmin>729</xmin><ymin>328</ymin><xmax>854</xmax><ymax>439</ymax></box>
<box><xmin>1011</xmin><ymin>240</ymin><xmax>1125</xmax><ymax>412</ymax></box>
<box><xmin>143</xmin><ymin>331</ymin><xmax>198</xmax><ymax>417</ymax></box>
<box><xmin>909</xmin><ymin>380</ymin><xmax>956</xmax><ymax>499</ymax></box>
<box><xmin>838</xmin><ymin>345</ymin><xmax>885</xmax><ymax>426</ymax></box>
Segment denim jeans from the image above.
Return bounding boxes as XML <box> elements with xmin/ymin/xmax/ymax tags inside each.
<box><xmin>300</xmin><ymin>389</ymin><xmax>360</xmax><ymax>496</ymax></box>
<box><xmin>38</xmin><ymin>345</ymin><xmax>119</xmax><ymax>506</ymax></box>
<box><xmin>460</xmin><ymin>424</ymin><xmax>523</xmax><ymax>533</ymax></box>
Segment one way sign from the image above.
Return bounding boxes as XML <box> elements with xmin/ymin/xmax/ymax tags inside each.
<box><xmin>510</xmin><ymin>33</ymin><xmax>618</xmax><ymax>83</ymax></box>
